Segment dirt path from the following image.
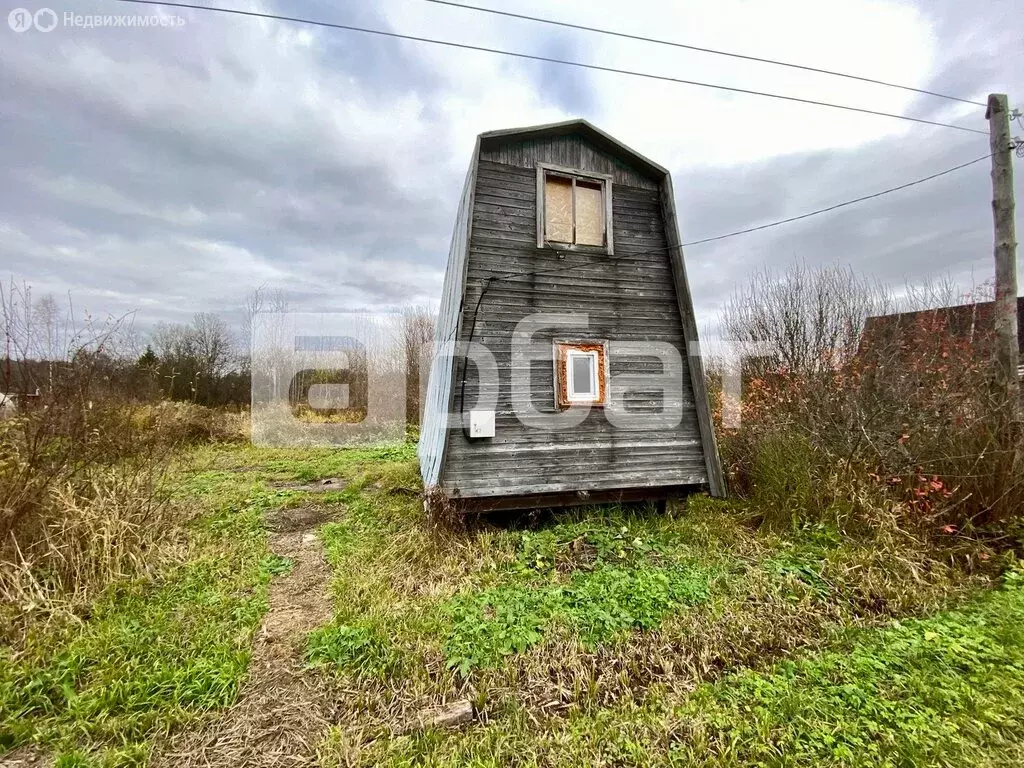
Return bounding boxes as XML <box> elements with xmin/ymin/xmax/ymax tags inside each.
<box><xmin>153</xmin><ymin>503</ymin><xmax>340</xmax><ymax>768</ymax></box>
<box><xmin>0</xmin><ymin>747</ymin><xmax>48</xmax><ymax>768</ymax></box>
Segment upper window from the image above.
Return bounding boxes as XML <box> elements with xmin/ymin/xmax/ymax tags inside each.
<box><xmin>537</xmin><ymin>165</ymin><xmax>613</xmax><ymax>253</ymax></box>
<box><xmin>554</xmin><ymin>340</ymin><xmax>608</xmax><ymax>408</ymax></box>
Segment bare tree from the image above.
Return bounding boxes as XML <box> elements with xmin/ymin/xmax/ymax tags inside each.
<box><xmin>150</xmin><ymin>313</ymin><xmax>237</xmax><ymax>404</ymax></box>
<box><xmin>191</xmin><ymin>312</ymin><xmax>234</xmax><ymax>379</ymax></box>
<box><xmin>242</xmin><ymin>285</ymin><xmax>289</xmax><ymax>363</ymax></box>
<box><xmin>722</xmin><ymin>262</ymin><xmax>890</xmax><ymax>375</ymax></box>
<box><xmin>403</xmin><ymin>305</ymin><xmax>436</xmax><ymax>426</ymax></box>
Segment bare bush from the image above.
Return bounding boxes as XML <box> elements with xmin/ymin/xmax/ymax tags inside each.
<box><xmin>0</xmin><ymin>281</ymin><xmax>241</xmax><ymax>640</ymax></box>
<box><xmin>719</xmin><ymin>265</ymin><xmax>1020</xmax><ymax>537</ymax></box>
<box><xmin>722</xmin><ymin>262</ymin><xmax>890</xmax><ymax>374</ymax></box>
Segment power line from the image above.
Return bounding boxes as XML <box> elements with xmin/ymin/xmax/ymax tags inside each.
<box><xmin>426</xmin><ymin>0</ymin><xmax>986</xmax><ymax>109</ymax></box>
<box><xmin>446</xmin><ymin>150</ymin><xmax>993</xmax><ymax>344</ymax></box>
<box><xmin>116</xmin><ymin>0</ymin><xmax>988</xmax><ymax>136</ymax></box>
<box><xmin>493</xmin><ymin>150</ymin><xmax>995</xmax><ymax>286</ymax></box>
<box><xmin>680</xmin><ymin>150</ymin><xmax>992</xmax><ymax>246</ymax></box>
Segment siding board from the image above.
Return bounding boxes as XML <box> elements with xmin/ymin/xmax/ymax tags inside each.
<box><xmin>479</xmin><ymin>137</ymin><xmax>660</xmax><ymax>191</ymax></box>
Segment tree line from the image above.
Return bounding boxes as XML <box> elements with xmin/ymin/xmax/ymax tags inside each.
<box><xmin>0</xmin><ymin>281</ymin><xmax>437</xmax><ymax>423</ymax></box>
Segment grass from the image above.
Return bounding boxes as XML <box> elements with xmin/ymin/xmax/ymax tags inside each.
<box><xmin>0</xmin><ymin>441</ymin><xmax>411</xmax><ymax>765</ymax></box>
<box><xmin>0</xmin><ymin>465</ymin><xmax>272</xmax><ymax>764</ymax></box>
<box><xmin>674</xmin><ymin>578</ymin><xmax>1024</xmax><ymax>766</ymax></box>
<box><xmin>355</xmin><ymin>573</ymin><xmax>1024</xmax><ymax>767</ymax></box>
<box><xmin>2</xmin><ymin>439</ymin><xmax>1021</xmax><ymax>767</ymax></box>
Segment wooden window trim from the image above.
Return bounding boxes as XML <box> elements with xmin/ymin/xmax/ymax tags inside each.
<box><xmin>536</xmin><ymin>163</ymin><xmax>614</xmax><ymax>255</ymax></box>
<box><xmin>553</xmin><ymin>340</ymin><xmax>609</xmax><ymax>409</ymax></box>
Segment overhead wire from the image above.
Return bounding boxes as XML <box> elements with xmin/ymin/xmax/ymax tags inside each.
<box><xmin>116</xmin><ymin>0</ymin><xmax>988</xmax><ymax>136</ymax></box>
<box><xmin>680</xmin><ymin>150</ymin><xmax>994</xmax><ymax>246</ymax></box>
<box><xmin>505</xmin><ymin>150</ymin><xmax>994</xmax><ymax>273</ymax></box>
<box><xmin>449</xmin><ymin>149</ymin><xmax>993</xmax><ymax>427</ymax></box>
<box><xmin>111</xmin><ymin>0</ymin><xmax>1000</xmax><ymax>427</ymax></box>
<box><xmin>446</xmin><ymin>149</ymin><xmax>994</xmax><ymax>351</ymax></box>
<box><xmin>424</xmin><ymin>0</ymin><xmax>986</xmax><ymax>108</ymax></box>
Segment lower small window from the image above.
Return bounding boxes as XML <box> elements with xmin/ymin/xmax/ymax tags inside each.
<box><xmin>555</xmin><ymin>341</ymin><xmax>607</xmax><ymax>407</ymax></box>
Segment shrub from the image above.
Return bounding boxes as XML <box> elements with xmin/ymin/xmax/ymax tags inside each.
<box><xmin>1</xmin><ymin>386</ymin><xmax>242</xmax><ymax>641</ymax></box>
<box><xmin>718</xmin><ymin>266</ymin><xmax>1020</xmax><ymax>538</ymax></box>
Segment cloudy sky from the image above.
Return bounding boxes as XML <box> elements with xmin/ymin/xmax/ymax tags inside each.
<box><xmin>2</xmin><ymin>0</ymin><xmax>1022</xmax><ymax>341</ymax></box>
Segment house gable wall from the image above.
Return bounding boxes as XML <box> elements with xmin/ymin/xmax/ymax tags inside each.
<box><xmin>479</xmin><ymin>133</ymin><xmax>660</xmax><ymax>191</ymax></box>
<box><xmin>440</xmin><ymin>135</ymin><xmax>708</xmax><ymax>499</ymax></box>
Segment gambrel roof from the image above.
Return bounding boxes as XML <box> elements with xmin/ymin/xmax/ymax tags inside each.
<box><xmin>478</xmin><ymin>119</ymin><xmax>669</xmax><ymax>181</ymax></box>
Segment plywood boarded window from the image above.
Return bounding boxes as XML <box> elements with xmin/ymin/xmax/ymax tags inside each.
<box><xmin>544</xmin><ymin>176</ymin><xmax>574</xmax><ymax>244</ymax></box>
<box><xmin>575</xmin><ymin>181</ymin><xmax>604</xmax><ymax>246</ymax></box>
<box><xmin>554</xmin><ymin>341</ymin><xmax>608</xmax><ymax>408</ymax></box>
<box><xmin>537</xmin><ymin>167</ymin><xmax>612</xmax><ymax>253</ymax></box>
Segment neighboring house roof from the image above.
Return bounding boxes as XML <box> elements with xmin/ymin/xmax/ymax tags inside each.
<box><xmin>858</xmin><ymin>297</ymin><xmax>1024</xmax><ymax>358</ymax></box>
<box><xmin>478</xmin><ymin>119</ymin><xmax>670</xmax><ymax>181</ymax></box>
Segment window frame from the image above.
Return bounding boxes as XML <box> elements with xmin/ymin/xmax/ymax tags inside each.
<box><xmin>553</xmin><ymin>339</ymin><xmax>609</xmax><ymax>409</ymax></box>
<box><xmin>566</xmin><ymin>349</ymin><xmax>599</xmax><ymax>401</ymax></box>
<box><xmin>536</xmin><ymin>163</ymin><xmax>614</xmax><ymax>255</ymax></box>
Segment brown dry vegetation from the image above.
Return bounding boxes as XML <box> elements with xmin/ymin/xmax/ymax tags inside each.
<box><xmin>717</xmin><ymin>265</ymin><xmax>1021</xmax><ymax>538</ymax></box>
<box><xmin>0</xmin><ymin>281</ymin><xmax>247</xmax><ymax>641</ymax></box>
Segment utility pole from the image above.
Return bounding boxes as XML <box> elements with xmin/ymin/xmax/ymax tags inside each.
<box><xmin>986</xmin><ymin>93</ymin><xmax>1019</xmax><ymax>409</ymax></box>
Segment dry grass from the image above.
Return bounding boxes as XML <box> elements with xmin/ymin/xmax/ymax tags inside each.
<box><xmin>2</xmin><ymin>441</ymin><xmax>1011</xmax><ymax>767</ymax></box>
<box><xmin>0</xmin><ymin>401</ymin><xmax>246</xmax><ymax>644</ymax></box>
<box><xmin>0</xmin><ymin>468</ymin><xmax>188</xmax><ymax>644</ymax></box>
<box><xmin>293</xmin><ymin>459</ymin><xmax>997</xmax><ymax>765</ymax></box>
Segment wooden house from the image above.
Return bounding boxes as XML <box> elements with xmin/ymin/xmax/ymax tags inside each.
<box><xmin>418</xmin><ymin>119</ymin><xmax>724</xmax><ymax>512</ymax></box>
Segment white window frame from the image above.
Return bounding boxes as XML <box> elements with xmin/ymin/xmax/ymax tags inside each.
<box><xmin>536</xmin><ymin>163</ymin><xmax>614</xmax><ymax>254</ymax></box>
<box><xmin>552</xmin><ymin>339</ymin><xmax>609</xmax><ymax>409</ymax></box>
<box><xmin>565</xmin><ymin>349</ymin><xmax>600</xmax><ymax>403</ymax></box>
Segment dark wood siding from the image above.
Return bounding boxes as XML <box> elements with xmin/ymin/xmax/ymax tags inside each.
<box><xmin>479</xmin><ymin>134</ymin><xmax>659</xmax><ymax>191</ymax></box>
<box><xmin>440</xmin><ymin>158</ymin><xmax>707</xmax><ymax>498</ymax></box>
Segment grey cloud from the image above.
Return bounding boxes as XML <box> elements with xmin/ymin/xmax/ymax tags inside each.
<box><xmin>0</xmin><ymin>0</ymin><xmax>1021</xmax><ymax>345</ymax></box>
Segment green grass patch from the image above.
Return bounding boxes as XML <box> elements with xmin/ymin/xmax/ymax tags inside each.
<box><xmin>432</xmin><ymin>507</ymin><xmax>733</xmax><ymax>674</ymax></box>
<box><xmin>0</xmin><ymin>447</ymin><xmax>308</xmax><ymax>762</ymax></box>
<box><xmin>353</xmin><ymin>577</ymin><xmax>1024</xmax><ymax>767</ymax></box>
<box><xmin>306</xmin><ymin>621</ymin><xmax>400</xmax><ymax>679</ymax></box>
<box><xmin>443</xmin><ymin>561</ymin><xmax>714</xmax><ymax>674</ymax></box>
<box><xmin>672</xmin><ymin>577</ymin><xmax>1024</xmax><ymax>765</ymax></box>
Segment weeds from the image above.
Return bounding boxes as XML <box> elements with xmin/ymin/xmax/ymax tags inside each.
<box><xmin>672</xmin><ymin>579</ymin><xmax>1024</xmax><ymax>766</ymax></box>
<box><xmin>307</xmin><ymin>623</ymin><xmax>399</xmax><ymax>679</ymax></box>
<box><xmin>354</xmin><ymin>579</ymin><xmax>1024</xmax><ymax>767</ymax></box>
<box><xmin>3</xmin><ymin>442</ymin><xmax>1012</xmax><ymax>767</ymax></box>
<box><xmin>719</xmin><ymin>265</ymin><xmax>1022</xmax><ymax>537</ymax></box>
<box><xmin>0</xmin><ymin>454</ymin><xmax>275</xmax><ymax>761</ymax></box>
<box><xmin>442</xmin><ymin>561</ymin><xmax>715</xmax><ymax>674</ymax></box>
<box><xmin>0</xmin><ymin>401</ymin><xmax>245</xmax><ymax>639</ymax></box>
<box><xmin>299</xmin><ymin>454</ymin><xmax>998</xmax><ymax>767</ymax></box>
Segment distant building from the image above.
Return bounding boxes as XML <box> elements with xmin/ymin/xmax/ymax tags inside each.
<box><xmin>858</xmin><ymin>297</ymin><xmax>1024</xmax><ymax>376</ymax></box>
<box><xmin>0</xmin><ymin>392</ymin><xmax>17</xmax><ymax>417</ymax></box>
<box><xmin>0</xmin><ymin>389</ymin><xmax>41</xmax><ymax>418</ymax></box>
